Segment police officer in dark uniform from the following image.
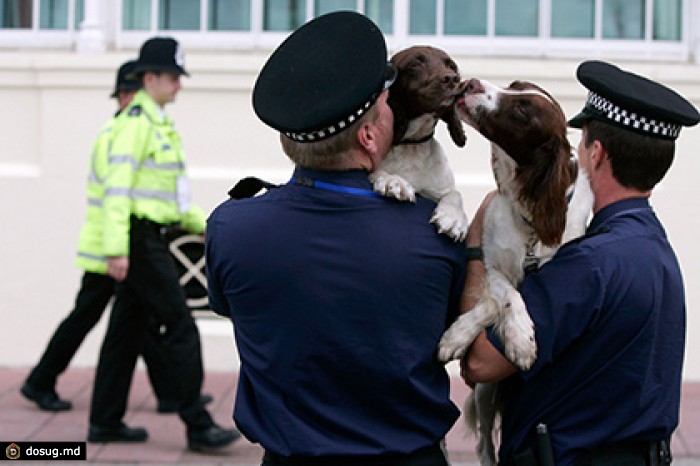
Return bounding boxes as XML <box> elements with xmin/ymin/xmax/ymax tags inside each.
<box><xmin>206</xmin><ymin>11</ymin><xmax>467</xmax><ymax>466</ymax></box>
<box><xmin>87</xmin><ymin>37</ymin><xmax>239</xmax><ymax>451</ymax></box>
<box><xmin>461</xmin><ymin>61</ymin><xmax>699</xmax><ymax>466</ymax></box>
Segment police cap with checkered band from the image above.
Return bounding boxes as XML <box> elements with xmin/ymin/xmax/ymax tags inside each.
<box><xmin>569</xmin><ymin>60</ymin><xmax>699</xmax><ymax>140</ymax></box>
<box><xmin>252</xmin><ymin>11</ymin><xmax>397</xmax><ymax>143</ymax></box>
<box><xmin>131</xmin><ymin>36</ymin><xmax>189</xmax><ymax>77</ymax></box>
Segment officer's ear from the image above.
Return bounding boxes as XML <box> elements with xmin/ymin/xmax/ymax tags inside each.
<box><xmin>356</xmin><ymin>122</ymin><xmax>376</xmax><ymax>154</ymax></box>
<box><xmin>356</xmin><ymin>105</ymin><xmax>384</xmax><ymax>156</ymax></box>
<box><xmin>590</xmin><ymin>140</ymin><xmax>606</xmax><ymax>168</ymax></box>
<box><xmin>142</xmin><ymin>71</ymin><xmax>159</xmax><ymax>87</ymax></box>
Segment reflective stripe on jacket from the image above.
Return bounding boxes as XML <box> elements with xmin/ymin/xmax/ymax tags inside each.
<box><xmin>103</xmin><ymin>90</ymin><xmax>205</xmax><ymax>257</ymax></box>
<box><xmin>75</xmin><ymin>120</ymin><xmax>114</xmax><ymax>274</ymax></box>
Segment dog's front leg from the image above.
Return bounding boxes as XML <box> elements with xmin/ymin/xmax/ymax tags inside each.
<box><xmin>490</xmin><ymin>274</ymin><xmax>537</xmax><ymax>370</ymax></box>
<box><xmin>437</xmin><ymin>292</ymin><xmax>498</xmax><ymax>362</ymax></box>
<box><xmin>502</xmin><ymin>291</ymin><xmax>537</xmax><ymax>370</ymax></box>
<box><xmin>430</xmin><ymin>189</ymin><xmax>468</xmax><ymax>241</ymax></box>
<box><xmin>562</xmin><ymin>169</ymin><xmax>594</xmax><ymax>243</ymax></box>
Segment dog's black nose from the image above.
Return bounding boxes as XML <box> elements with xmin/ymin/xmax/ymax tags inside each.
<box><xmin>465</xmin><ymin>78</ymin><xmax>485</xmax><ymax>94</ymax></box>
<box><xmin>442</xmin><ymin>73</ymin><xmax>460</xmax><ymax>90</ymax></box>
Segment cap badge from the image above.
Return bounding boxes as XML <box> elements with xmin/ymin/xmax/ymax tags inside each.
<box><xmin>175</xmin><ymin>44</ymin><xmax>185</xmax><ymax>68</ymax></box>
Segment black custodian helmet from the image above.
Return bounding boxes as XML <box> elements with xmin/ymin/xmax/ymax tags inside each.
<box><xmin>110</xmin><ymin>59</ymin><xmax>141</xmax><ymax>98</ymax></box>
<box><xmin>131</xmin><ymin>37</ymin><xmax>189</xmax><ymax>77</ymax></box>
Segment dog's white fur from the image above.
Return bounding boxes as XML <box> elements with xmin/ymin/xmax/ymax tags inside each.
<box><xmin>370</xmin><ymin>114</ymin><xmax>468</xmax><ymax>240</ymax></box>
<box><xmin>437</xmin><ymin>80</ymin><xmax>594</xmax><ymax>466</ymax></box>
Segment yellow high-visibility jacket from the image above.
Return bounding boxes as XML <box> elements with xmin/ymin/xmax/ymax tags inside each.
<box><xmin>75</xmin><ymin>116</ymin><xmax>117</xmax><ymax>274</ymax></box>
<box><xmin>103</xmin><ymin>90</ymin><xmax>205</xmax><ymax>257</ymax></box>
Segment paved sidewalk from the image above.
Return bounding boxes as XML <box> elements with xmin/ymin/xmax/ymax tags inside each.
<box><xmin>1</xmin><ymin>366</ymin><xmax>698</xmax><ymax>464</ymax></box>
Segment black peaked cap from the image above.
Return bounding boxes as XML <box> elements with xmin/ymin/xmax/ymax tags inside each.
<box><xmin>110</xmin><ymin>59</ymin><xmax>140</xmax><ymax>98</ymax></box>
<box><xmin>569</xmin><ymin>60</ymin><xmax>699</xmax><ymax>140</ymax></box>
<box><xmin>253</xmin><ymin>11</ymin><xmax>392</xmax><ymax>142</ymax></box>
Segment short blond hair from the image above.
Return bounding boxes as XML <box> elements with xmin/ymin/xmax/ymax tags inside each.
<box><xmin>280</xmin><ymin>104</ymin><xmax>380</xmax><ymax>170</ymax></box>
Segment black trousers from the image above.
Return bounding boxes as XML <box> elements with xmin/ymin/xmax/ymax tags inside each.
<box><xmin>26</xmin><ymin>271</ymin><xmax>177</xmax><ymax>403</ymax></box>
<box><xmin>89</xmin><ymin>218</ymin><xmax>212</xmax><ymax>430</ymax></box>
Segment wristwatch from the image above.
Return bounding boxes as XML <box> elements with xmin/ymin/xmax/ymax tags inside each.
<box><xmin>466</xmin><ymin>246</ymin><xmax>484</xmax><ymax>262</ymax></box>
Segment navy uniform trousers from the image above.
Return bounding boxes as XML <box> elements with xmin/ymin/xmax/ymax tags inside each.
<box><xmin>27</xmin><ymin>271</ymin><xmax>176</xmax><ymax>403</ymax></box>
<box><xmin>89</xmin><ymin>218</ymin><xmax>212</xmax><ymax>430</ymax></box>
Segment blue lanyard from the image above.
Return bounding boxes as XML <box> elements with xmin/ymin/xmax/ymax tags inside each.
<box><xmin>290</xmin><ymin>176</ymin><xmax>383</xmax><ymax>199</ymax></box>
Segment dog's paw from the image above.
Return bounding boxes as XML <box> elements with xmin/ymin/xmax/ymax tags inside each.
<box><xmin>503</xmin><ymin>314</ymin><xmax>537</xmax><ymax>370</ymax></box>
<box><xmin>437</xmin><ymin>316</ymin><xmax>476</xmax><ymax>362</ymax></box>
<box><xmin>430</xmin><ymin>203</ymin><xmax>468</xmax><ymax>241</ymax></box>
<box><xmin>438</xmin><ymin>333</ymin><xmax>467</xmax><ymax>362</ymax></box>
<box><xmin>371</xmin><ymin>173</ymin><xmax>416</xmax><ymax>202</ymax></box>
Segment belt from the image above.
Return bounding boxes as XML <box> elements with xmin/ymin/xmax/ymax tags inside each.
<box><xmin>574</xmin><ymin>439</ymin><xmax>672</xmax><ymax>466</ymax></box>
<box><xmin>262</xmin><ymin>443</ymin><xmax>446</xmax><ymax>466</ymax></box>
<box><xmin>131</xmin><ymin>216</ymin><xmax>182</xmax><ymax>238</ymax></box>
<box><xmin>514</xmin><ymin>439</ymin><xmax>671</xmax><ymax>466</ymax></box>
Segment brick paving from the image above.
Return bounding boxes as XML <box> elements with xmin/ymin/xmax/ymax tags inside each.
<box><xmin>1</xmin><ymin>366</ymin><xmax>698</xmax><ymax>465</ymax></box>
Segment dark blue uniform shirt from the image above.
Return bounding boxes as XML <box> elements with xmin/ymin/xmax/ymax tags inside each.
<box><xmin>206</xmin><ymin>167</ymin><xmax>466</xmax><ymax>456</ymax></box>
<box><xmin>488</xmin><ymin>197</ymin><xmax>686</xmax><ymax>466</ymax></box>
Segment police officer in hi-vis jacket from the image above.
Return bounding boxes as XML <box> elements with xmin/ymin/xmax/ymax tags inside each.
<box><xmin>87</xmin><ymin>37</ymin><xmax>239</xmax><ymax>452</ymax></box>
<box><xmin>22</xmin><ymin>60</ymin><xmax>193</xmax><ymax>414</ymax></box>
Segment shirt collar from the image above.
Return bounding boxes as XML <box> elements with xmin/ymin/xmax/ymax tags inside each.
<box><xmin>588</xmin><ymin>197</ymin><xmax>651</xmax><ymax>233</ymax></box>
<box><xmin>292</xmin><ymin>167</ymin><xmax>374</xmax><ymax>190</ymax></box>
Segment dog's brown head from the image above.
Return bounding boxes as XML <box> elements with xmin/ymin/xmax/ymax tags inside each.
<box><xmin>388</xmin><ymin>46</ymin><xmax>466</xmax><ymax>147</ymax></box>
<box><xmin>458</xmin><ymin>79</ymin><xmax>573</xmax><ymax>247</ymax></box>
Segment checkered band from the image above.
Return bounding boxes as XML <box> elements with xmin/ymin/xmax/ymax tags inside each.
<box><xmin>586</xmin><ymin>92</ymin><xmax>681</xmax><ymax>139</ymax></box>
<box><xmin>284</xmin><ymin>97</ymin><xmax>376</xmax><ymax>142</ymax></box>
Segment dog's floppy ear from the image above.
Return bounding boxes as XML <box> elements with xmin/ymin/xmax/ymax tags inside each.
<box><xmin>388</xmin><ymin>92</ymin><xmax>410</xmax><ymax>145</ymax></box>
<box><xmin>517</xmin><ymin>136</ymin><xmax>572</xmax><ymax>247</ymax></box>
<box><xmin>441</xmin><ymin>104</ymin><xmax>467</xmax><ymax>148</ymax></box>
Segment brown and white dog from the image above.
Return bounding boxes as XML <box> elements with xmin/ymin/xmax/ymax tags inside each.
<box><xmin>370</xmin><ymin>46</ymin><xmax>468</xmax><ymax>241</ymax></box>
<box><xmin>437</xmin><ymin>79</ymin><xmax>593</xmax><ymax>465</ymax></box>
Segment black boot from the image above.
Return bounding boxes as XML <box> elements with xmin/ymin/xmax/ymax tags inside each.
<box><xmin>88</xmin><ymin>423</ymin><xmax>148</xmax><ymax>443</ymax></box>
<box><xmin>20</xmin><ymin>382</ymin><xmax>72</xmax><ymax>412</ymax></box>
<box><xmin>187</xmin><ymin>424</ymin><xmax>241</xmax><ymax>452</ymax></box>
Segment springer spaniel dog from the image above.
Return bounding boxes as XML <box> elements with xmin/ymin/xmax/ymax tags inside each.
<box><xmin>370</xmin><ymin>46</ymin><xmax>468</xmax><ymax>241</ymax></box>
<box><xmin>437</xmin><ymin>79</ymin><xmax>593</xmax><ymax>465</ymax></box>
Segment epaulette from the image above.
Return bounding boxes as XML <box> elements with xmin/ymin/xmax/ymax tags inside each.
<box><xmin>127</xmin><ymin>105</ymin><xmax>142</xmax><ymax>116</ymax></box>
<box><xmin>228</xmin><ymin>176</ymin><xmax>279</xmax><ymax>199</ymax></box>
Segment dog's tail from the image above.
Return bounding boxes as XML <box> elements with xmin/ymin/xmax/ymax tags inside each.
<box><xmin>464</xmin><ymin>390</ymin><xmax>479</xmax><ymax>434</ymax></box>
<box><xmin>466</xmin><ymin>383</ymin><xmax>503</xmax><ymax>465</ymax></box>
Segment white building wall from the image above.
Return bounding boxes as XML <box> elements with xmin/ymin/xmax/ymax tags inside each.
<box><xmin>1</xmin><ymin>51</ymin><xmax>699</xmax><ymax>380</ymax></box>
